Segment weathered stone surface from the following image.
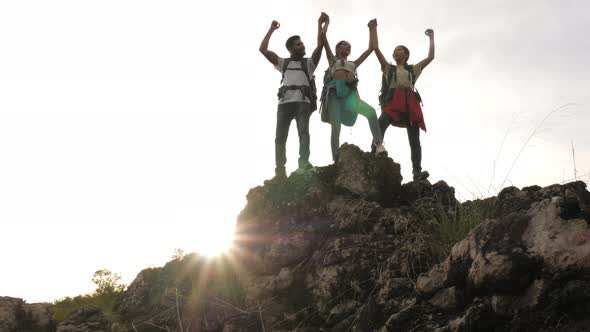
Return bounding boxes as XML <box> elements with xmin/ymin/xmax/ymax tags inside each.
<box><xmin>0</xmin><ymin>297</ymin><xmax>53</xmax><ymax>332</ymax></box>
<box><xmin>417</xmin><ymin>258</ymin><xmax>452</xmax><ymax>295</ymax></box>
<box><xmin>0</xmin><ymin>297</ymin><xmax>23</xmax><ymax>332</ymax></box>
<box><xmin>56</xmin><ymin>305</ymin><xmax>110</xmax><ymax>332</ymax></box>
<box><xmin>429</xmin><ymin>286</ymin><xmax>464</xmax><ymax>311</ymax></box>
<box><xmin>523</xmin><ymin>199</ymin><xmax>590</xmax><ymax>273</ymax></box>
<box><xmin>334</xmin><ymin>143</ymin><xmax>402</xmax><ymax>207</ymax></box>
<box><xmin>7</xmin><ymin>146</ymin><xmax>590</xmax><ymax>331</ymax></box>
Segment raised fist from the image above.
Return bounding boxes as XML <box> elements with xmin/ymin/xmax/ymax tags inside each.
<box><xmin>270</xmin><ymin>21</ymin><xmax>280</xmax><ymax>30</ymax></box>
<box><xmin>368</xmin><ymin>19</ymin><xmax>377</xmax><ymax>29</ymax></box>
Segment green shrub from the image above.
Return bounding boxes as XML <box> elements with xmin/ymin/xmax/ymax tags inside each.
<box><xmin>52</xmin><ymin>269</ymin><xmax>126</xmax><ymax>322</ymax></box>
<box><xmin>416</xmin><ymin>199</ymin><xmax>496</xmax><ymax>261</ymax></box>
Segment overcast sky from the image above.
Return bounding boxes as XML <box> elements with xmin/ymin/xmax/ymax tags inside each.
<box><xmin>1</xmin><ymin>0</ymin><xmax>588</xmax><ymax>303</ymax></box>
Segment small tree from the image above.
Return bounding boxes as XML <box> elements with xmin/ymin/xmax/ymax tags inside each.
<box><xmin>172</xmin><ymin>248</ymin><xmax>186</xmax><ymax>260</ymax></box>
<box><xmin>92</xmin><ymin>269</ymin><xmax>126</xmax><ymax>294</ymax></box>
<box><xmin>53</xmin><ymin>269</ymin><xmax>127</xmax><ymax>321</ymax></box>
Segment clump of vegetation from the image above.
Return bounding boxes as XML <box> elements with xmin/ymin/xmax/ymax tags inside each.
<box><xmin>52</xmin><ymin>269</ymin><xmax>126</xmax><ymax>322</ymax></box>
<box><xmin>415</xmin><ymin>198</ymin><xmax>496</xmax><ymax>261</ymax></box>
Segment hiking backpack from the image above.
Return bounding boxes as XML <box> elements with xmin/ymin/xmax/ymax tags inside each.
<box><xmin>318</xmin><ymin>64</ymin><xmax>333</xmax><ymax>123</ymax></box>
<box><xmin>278</xmin><ymin>58</ymin><xmax>318</xmax><ymax>111</ymax></box>
<box><xmin>318</xmin><ymin>59</ymin><xmax>359</xmax><ymax>123</ymax></box>
<box><xmin>378</xmin><ymin>63</ymin><xmax>422</xmax><ymax>109</ymax></box>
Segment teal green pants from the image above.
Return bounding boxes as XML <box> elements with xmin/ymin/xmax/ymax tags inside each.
<box><xmin>326</xmin><ymin>80</ymin><xmax>382</xmax><ymax>161</ymax></box>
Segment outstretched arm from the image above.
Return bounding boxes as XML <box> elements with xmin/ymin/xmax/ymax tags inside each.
<box><xmin>370</xmin><ymin>19</ymin><xmax>388</xmax><ymax>70</ymax></box>
<box><xmin>259</xmin><ymin>21</ymin><xmax>280</xmax><ymax>66</ymax></box>
<box><xmin>311</xmin><ymin>12</ymin><xmax>329</xmax><ymax>66</ymax></box>
<box><xmin>416</xmin><ymin>29</ymin><xmax>435</xmax><ymax>69</ymax></box>
<box><xmin>321</xmin><ymin>15</ymin><xmax>335</xmax><ymax>66</ymax></box>
<box><xmin>353</xmin><ymin>19</ymin><xmax>376</xmax><ymax>67</ymax></box>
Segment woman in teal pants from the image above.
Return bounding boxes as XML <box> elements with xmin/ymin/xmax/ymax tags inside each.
<box><xmin>321</xmin><ymin>18</ymin><xmax>387</xmax><ymax>161</ymax></box>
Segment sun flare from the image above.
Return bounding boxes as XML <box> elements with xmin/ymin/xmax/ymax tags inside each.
<box><xmin>193</xmin><ymin>222</ymin><xmax>236</xmax><ymax>257</ymax></box>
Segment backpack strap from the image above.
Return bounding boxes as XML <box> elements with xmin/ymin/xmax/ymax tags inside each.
<box><xmin>280</xmin><ymin>58</ymin><xmax>291</xmax><ymax>84</ymax></box>
<box><xmin>298</xmin><ymin>59</ymin><xmax>316</xmax><ymax>105</ymax></box>
<box><xmin>299</xmin><ymin>58</ymin><xmax>312</xmax><ymax>85</ymax></box>
<box><xmin>278</xmin><ymin>58</ymin><xmax>317</xmax><ymax>105</ymax></box>
<box><xmin>406</xmin><ymin>64</ymin><xmax>415</xmax><ymax>86</ymax></box>
<box><xmin>280</xmin><ymin>85</ymin><xmax>309</xmax><ymax>92</ymax></box>
<box><xmin>382</xmin><ymin>63</ymin><xmax>422</xmax><ymax>105</ymax></box>
<box><xmin>405</xmin><ymin>64</ymin><xmax>423</xmax><ymax>105</ymax></box>
<box><xmin>388</xmin><ymin>63</ymin><xmax>396</xmax><ymax>84</ymax></box>
<box><xmin>281</xmin><ymin>58</ymin><xmax>312</xmax><ymax>84</ymax></box>
<box><xmin>327</xmin><ymin>57</ymin><xmax>337</xmax><ymax>76</ymax></box>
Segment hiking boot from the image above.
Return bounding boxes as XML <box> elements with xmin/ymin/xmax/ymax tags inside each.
<box><xmin>412</xmin><ymin>169</ymin><xmax>430</xmax><ymax>181</ymax></box>
<box><xmin>298</xmin><ymin>160</ymin><xmax>314</xmax><ymax>171</ymax></box>
<box><xmin>274</xmin><ymin>166</ymin><xmax>287</xmax><ymax>180</ymax></box>
<box><xmin>375</xmin><ymin>143</ymin><xmax>388</xmax><ymax>156</ymax></box>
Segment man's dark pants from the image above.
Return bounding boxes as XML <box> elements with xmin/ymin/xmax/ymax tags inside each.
<box><xmin>275</xmin><ymin>102</ymin><xmax>312</xmax><ymax>172</ymax></box>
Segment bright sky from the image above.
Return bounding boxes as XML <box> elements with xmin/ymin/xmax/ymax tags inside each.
<box><xmin>1</xmin><ymin>0</ymin><xmax>589</xmax><ymax>303</ymax></box>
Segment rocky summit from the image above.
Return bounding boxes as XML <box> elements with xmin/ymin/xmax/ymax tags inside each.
<box><xmin>3</xmin><ymin>143</ymin><xmax>590</xmax><ymax>331</ymax></box>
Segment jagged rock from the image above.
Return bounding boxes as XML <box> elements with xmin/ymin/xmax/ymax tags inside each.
<box><xmin>326</xmin><ymin>196</ymin><xmax>384</xmax><ymax>232</ymax></box>
<box><xmin>383</xmin><ymin>298</ymin><xmax>419</xmax><ymax>329</ymax></box>
<box><xmin>268</xmin><ymin>268</ymin><xmax>294</xmax><ymax>292</ymax></box>
<box><xmin>467</xmin><ymin>248</ymin><xmax>542</xmax><ymax>293</ymax></box>
<box><xmin>0</xmin><ymin>297</ymin><xmax>53</xmax><ymax>332</ymax></box>
<box><xmin>523</xmin><ymin>198</ymin><xmax>590</xmax><ymax>273</ymax></box>
<box><xmin>547</xmin><ymin>279</ymin><xmax>590</xmax><ymax>314</ymax></box>
<box><xmin>334</xmin><ymin>143</ymin><xmax>402</xmax><ymax>207</ymax></box>
<box><xmin>419</xmin><ymin>208</ymin><xmax>545</xmax><ymax>296</ymax></box>
<box><xmin>104</xmin><ymin>173</ymin><xmax>590</xmax><ymax>330</ymax></box>
<box><xmin>449</xmin><ymin>297</ymin><xmax>510</xmax><ymax>332</ymax></box>
<box><xmin>490</xmin><ymin>293</ymin><xmax>518</xmax><ymax>316</ymax></box>
<box><xmin>265</xmin><ymin>232</ymin><xmax>318</xmax><ymax>271</ymax></box>
<box><xmin>513</xmin><ymin>278</ymin><xmax>547</xmax><ymax>310</ymax></box>
<box><xmin>25</xmin><ymin>146</ymin><xmax>588</xmax><ymax>331</ymax></box>
<box><xmin>116</xmin><ymin>267</ymin><xmax>168</xmax><ymax>320</ymax></box>
<box><xmin>415</xmin><ymin>181</ymin><xmax>590</xmax><ymax>330</ymax></box>
<box><xmin>429</xmin><ymin>286</ymin><xmax>464</xmax><ymax>311</ymax></box>
<box><xmin>115</xmin><ymin>254</ymin><xmax>222</xmax><ymax>331</ymax></box>
<box><xmin>495</xmin><ymin>181</ymin><xmax>590</xmax><ymax>221</ymax></box>
<box><xmin>417</xmin><ymin>258</ymin><xmax>452</xmax><ymax>295</ymax></box>
<box><xmin>401</xmin><ymin>179</ymin><xmax>457</xmax><ymax>208</ymax></box>
<box><xmin>56</xmin><ymin>305</ymin><xmax>110</xmax><ymax>332</ymax></box>
<box><xmin>432</xmin><ymin>181</ymin><xmax>457</xmax><ymax>204</ymax></box>
<box><xmin>245</xmin><ymin>267</ymin><xmax>294</xmax><ymax>301</ymax></box>
<box><xmin>325</xmin><ymin>300</ymin><xmax>360</xmax><ymax>326</ymax></box>
<box><xmin>240</xmin><ymin>166</ymin><xmax>334</xmax><ymax>223</ymax></box>
<box><xmin>24</xmin><ymin>303</ymin><xmax>53</xmax><ymax>330</ymax></box>
<box><xmin>0</xmin><ymin>297</ymin><xmax>23</xmax><ymax>332</ymax></box>
<box><xmin>376</xmin><ymin>277</ymin><xmax>414</xmax><ymax>306</ymax></box>
<box><xmin>496</xmin><ymin>186</ymin><xmax>535</xmax><ymax>216</ymax></box>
